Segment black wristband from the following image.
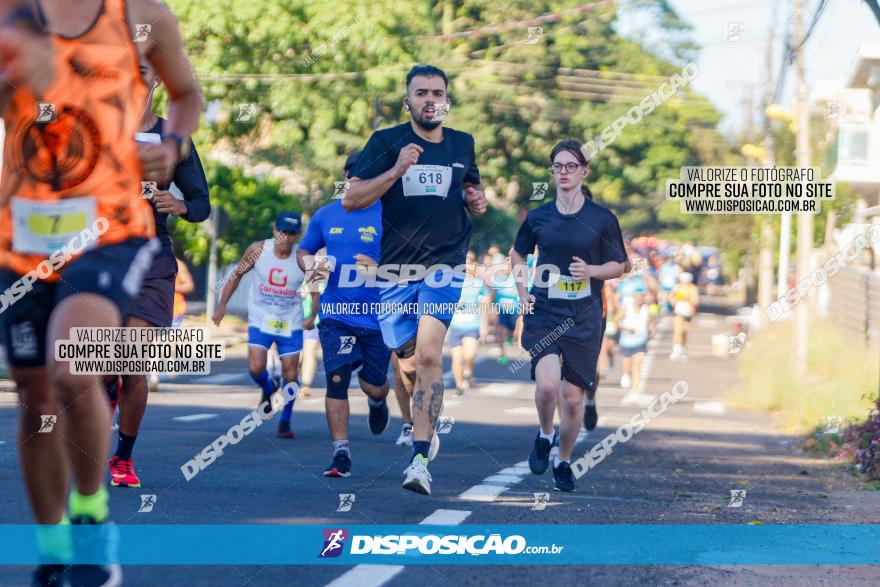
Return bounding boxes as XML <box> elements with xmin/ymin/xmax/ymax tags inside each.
<box><xmin>161</xmin><ymin>132</ymin><xmax>191</xmax><ymax>161</ymax></box>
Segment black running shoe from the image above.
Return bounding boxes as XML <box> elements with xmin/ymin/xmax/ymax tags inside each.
<box><xmin>323</xmin><ymin>451</ymin><xmax>352</xmax><ymax>478</ymax></box>
<box><xmin>553</xmin><ymin>461</ymin><xmax>576</xmax><ymax>492</ymax></box>
<box><xmin>31</xmin><ymin>564</ymin><xmax>67</xmax><ymax>587</ymax></box>
<box><xmin>368</xmin><ymin>399</ymin><xmax>390</xmax><ymax>435</ymax></box>
<box><xmin>584</xmin><ymin>402</ymin><xmax>599</xmax><ymax>431</ymax></box>
<box><xmin>528</xmin><ymin>431</ymin><xmax>556</xmax><ymax>475</ymax></box>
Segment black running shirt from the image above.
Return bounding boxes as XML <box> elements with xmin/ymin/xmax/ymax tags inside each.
<box><xmin>513</xmin><ymin>198</ymin><xmax>626</xmax><ymax>332</ymax></box>
<box><xmin>140</xmin><ymin>118</ymin><xmax>211</xmax><ymax>259</ymax></box>
<box><xmin>351</xmin><ymin>123</ymin><xmax>480</xmax><ymax>267</ymax></box>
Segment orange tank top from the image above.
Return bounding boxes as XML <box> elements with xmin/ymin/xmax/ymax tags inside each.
<box><xmin>0</xmin><ymin>0</ymin><xmax>153</xmax><ymax>281</ymax></box>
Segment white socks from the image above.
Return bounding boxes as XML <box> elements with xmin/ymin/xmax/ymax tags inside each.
<box><xmin>539</xmin><ymin>428</ymin><xmax>555</xmax><ymax>442</ymax></box>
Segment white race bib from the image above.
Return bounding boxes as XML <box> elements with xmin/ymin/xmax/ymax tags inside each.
<box><xmin>11</xmin><ymin>196</ymin><xmax>97</xmax><ymax>256</ymax></box>
<box><xmin>402</xmin><ymin>165</ymin><xmax>452</xmax><ymax>198</ymax></box>
<box><xmin>548</xmin><ymin>275</ymin><xmax>591</xmax><ymax>300</ymax></box>
<box><xmin>261</xmin><ymin>316</ymin><xmax>292</xmax><ymax>337</ymax></box>
<box><xmin>674</xmin><ymin>301</ymin><xmax>694</xmax><ymax>317</ymax></box>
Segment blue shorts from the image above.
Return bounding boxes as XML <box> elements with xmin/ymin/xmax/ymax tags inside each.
<box><xmin>247</xmin><ymin>327</ymin><xmax>303</xmax><ymax>357</ymax></box>
<box><xmin>620</xmin><ymin>343</ymin><xmax>647</xmax><ymax>357</ymax></box>
<box><xmin>127</xmin><ymin>255</ymin><xmax>177</xmax><ymax>327</ymax></box>
<box><xmin>377</xmin><ymin>271</ymin><xmax>464</xmax><ymax>350</ymax></box>
<box><xmin>0</xmin><ymin>238</ymin><xmax>158</xmax><ymax>368</ymax></box>
<box><xmin>318</xmin><ymin>318</ymin><xmax>390</xmax><ymax>386</ymax></box>
<box><xmin>448</xmin><ymin>327</ymin><xmax>479</xmax><ymax>348</ymax></box>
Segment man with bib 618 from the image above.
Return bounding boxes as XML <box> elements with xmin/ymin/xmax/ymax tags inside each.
<box><xmin>343</xmin><ymin>65</ymin><xmax>487</xmax><ymax>495</ymax></box>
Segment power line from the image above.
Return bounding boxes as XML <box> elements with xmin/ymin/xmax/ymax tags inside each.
<box><xmin>407</xmin><ymin>0</ymin><xmax>614</xmax><ymax>41</ymax></box>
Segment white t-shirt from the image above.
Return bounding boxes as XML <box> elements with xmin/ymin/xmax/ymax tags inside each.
<box><xmin>619</xmin><ymin>304</ymin><xmax>649</xmax><ymax>348</ymax></box>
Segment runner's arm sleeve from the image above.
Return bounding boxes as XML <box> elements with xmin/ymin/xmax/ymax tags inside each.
<box><xmin>174</xmin><ymin>141</ymin><xmax>211</xmax><ymax>223</ymax></box>
<box><xmin>512</xmin><ymin>216</ymin><xmax>537</xmax><ymax>257</ymax></box>
<box><xmin>598</xmin><ymin>212</ymin><xmax>627</xmax><ymax>264</ymax></box>
<box><xmin>350</xmin><ymin>131</ymin><xmax>390</xmax><ymax>181</ymax></box>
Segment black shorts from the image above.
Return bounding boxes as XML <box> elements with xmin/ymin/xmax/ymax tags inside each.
<box><xmin>127</xmin><ymin>255</ymin><xmax>177</xmax><ymax>327</ymax></box>
<box><xmin>521</xmin><ymin>322</ymin><xmax>601</xmax><ymax>392</ymax></box>
<box><xmin>0</xmin><ymin>238</ymin><xmax>158</xmax><ymax>368</ymax></box>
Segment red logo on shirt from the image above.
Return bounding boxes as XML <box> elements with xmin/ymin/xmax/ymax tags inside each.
<box><xmin>269</xmin><ymin>268</ymin><xmax>288</xmax><ymax>287</ymax></box>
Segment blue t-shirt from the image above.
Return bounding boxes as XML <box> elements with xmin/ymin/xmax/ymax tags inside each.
<box><xmin>617</xmin><ymin>276</ymin><xmax>647</xmax><ymax>301</ymax></box>
<box><xmin>658</xmin><ymin>263</ymin><xmax>681</xmax><ymax>290</ymax></box>
<box><xmin>299</xmin><ymin>200</ymin><xmax>382</xmax><ymax>330</ymax></box>
<box><xmin>492</xmin><ymin>274</ymin><xmax>520</xmax><ymax>313</ymax></box>
<box><xmin>450</xmin><ymin>278</ymin><xmax>483</xmax><ymax>332</ymax></box>
<box><xmin>351</xmin><ymin>123</ymin><xmax>481</xmax><ymax>268</ymax></box>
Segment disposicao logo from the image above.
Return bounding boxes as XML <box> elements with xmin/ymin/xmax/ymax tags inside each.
<box><xmin>319</xmin><ymin>528</ymin><xmax>348</xmax><ymax>558</ymax></box>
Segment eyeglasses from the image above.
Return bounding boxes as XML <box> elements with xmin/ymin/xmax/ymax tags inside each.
<box><xmin>549</xmin><ymin>162</ymin><xmax>582</xmax><ymax>174</ymax></box>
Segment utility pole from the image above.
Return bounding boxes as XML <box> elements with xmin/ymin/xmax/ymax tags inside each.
<box><xmin>758</xmin><ymin>1</ymin><xmax>779</xmax><ymax>318</ymax></box>
<box><xmin>774</xmin><ymin>0</ymin><xmax>791</xmax><ymax>300</ymax></box>
<box><xmin>205</xmin><ymin>209</ymin><xmax>219</xmax><ymax>329</ymax></box>
<box><xmin>794</xmin><ymin>0</ymin><xmax>812</xmax><ymax>376</ymax></box>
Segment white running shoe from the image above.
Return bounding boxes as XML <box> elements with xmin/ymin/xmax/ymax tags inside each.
<box><xmin>402</xmin><ymin>455</ymin><xmax>432</xmax><ymax>495</ymax></box>
<box><xmin>428</xmin><ymin>433</ymin><xmax>440</xmax><ymax>461</ymax></box>
<box><xmin>395</xmin><ymin>423</ymin><xmax>413</xmax><ymax>446</ymax></box>
<box><xmin>620</xmin><ymin>373</ymin><xmax>632</xmax><ymax>389</ymax></box>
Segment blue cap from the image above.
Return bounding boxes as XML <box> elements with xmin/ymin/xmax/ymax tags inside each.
<box><xmin>344</xmin><ymin>150</ymin><xmax>363</xmax><ymax>173</ymax></box>
<box><xmin>275</xmin><ymin>211</ymin><xmax>302</xmax><ymax>234</ymax></box>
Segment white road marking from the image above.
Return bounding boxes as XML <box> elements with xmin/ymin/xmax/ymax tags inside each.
<box><xmin>325</xmin><ymin>565</ymin><xmax>404</xmax><ymax>587</ymax></box>
<box><xmin>196</xmin><ymin>373</ymin><xmax>245</xmax><ymax>385</ymax></box>
<box><xmin>420</xmin><ymin>509</ymin><xmax>471</xmax><ymax>525</ymax></box>
<box><xmin>693</xmin><ymin>401</ymin><xmax>726</xmax><ymax>415</ymax></box>
<box><xmin>325</xmin><ymin>509</ymin><xmax>471</xmax><ymax>587</ymax></box>
<box><xmin>172</xmin><ymin>413</ymin><xmax>219</xmax><ymax>422</ymax></box>
<box><xmin>458</xmin><ymin>484</ymin><xmax>507</xmax><ymax>502</ymax></box>
<box><xmin>620</xmin><ymin>391</ymin><xmax>655</xmax><ymax>407</ymax></box>
<box><xmin>483</xmin><ymin>474</ymin><xmax>523</xmax><ymax>484</ymax></box>
<box><xmin>478</xmin><ymin>383</ymin><xmax>520</xmax><ymax>397</ymax></box>
<box><xmin>503</xmin><ymin>406</ymin><xmax>539</xmax><ymax>416</ymax></box>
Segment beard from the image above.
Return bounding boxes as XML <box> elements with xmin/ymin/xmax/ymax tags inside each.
<box><xmin>412</xmin><ymin>103</ymin><xmax>449</xmax><ymax>130</ymax></box>
<box><xmin>413</xmin><ymin>114</ymin><xmax>443</xmax><ymax>131</ymax></box>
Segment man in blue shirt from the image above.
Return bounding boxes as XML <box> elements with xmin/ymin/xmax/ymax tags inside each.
<box><xmin>297</xmin><ymin>151</ymin><xmax>392</xmax><ymax>478</ymax></box>
<box><xmin>344</xmin><ymin>65</ymin><xmax>488</xmax><ymax>495</ymax></box>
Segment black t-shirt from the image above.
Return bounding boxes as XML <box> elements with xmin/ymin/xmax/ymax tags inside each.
<box><xmin>351</xmin><ymin>123</ymin><xmax>481</xmax><ymax>268</ymax></box>
<box><xmin>513</xmin><ymin>198</ymin><xmax>627</xmax><ymax>334</ymax></box>
<box><xmin>141</xmin><ymin>118</ymin><xmax>211</xmax><ymax>259</ymax></box>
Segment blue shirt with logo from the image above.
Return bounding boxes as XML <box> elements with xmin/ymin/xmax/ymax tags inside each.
<box><xmin>617</xmin><ymin>275</ymin><xmax>647</xmax><ymax>301</ymax></box>
<box><xmin>299</xmin><ymin>200</ymin><xmax>382</xmax><ymax>330</ymax></box>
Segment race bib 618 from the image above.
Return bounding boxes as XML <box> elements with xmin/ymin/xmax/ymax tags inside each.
<box><xmin>402</xmin><ymin>165</ymin><xmax>452</xmax><ymax>198</ymax></box>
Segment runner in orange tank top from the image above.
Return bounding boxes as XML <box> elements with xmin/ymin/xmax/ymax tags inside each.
<box><xmin>0</xmin><ymin>1</ymin><xmax>201</xmax><ymax>585</ymax></box>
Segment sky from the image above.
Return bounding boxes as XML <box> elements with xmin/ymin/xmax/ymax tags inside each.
<box><xmin>617</xmin><ymin>0</ymin><xmax>880</xmax><ymax>136</ymax></box>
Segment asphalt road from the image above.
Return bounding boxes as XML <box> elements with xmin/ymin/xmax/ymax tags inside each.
<box><xmin>0</xmin><ymin>305</ymin><xmax>878</xmax><ymax>586</ymax></box>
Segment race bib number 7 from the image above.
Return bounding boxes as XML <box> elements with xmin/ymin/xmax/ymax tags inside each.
<box><xmin>11</xmin><ymin>196</ymin><xmax>97</xmax><ymax>256</ymax></box>
<box><xmin>403</xmin><ymin>165</ymin><xmax>452</xmax><ymax>198</ymax></box>
<box><xmin>548</xmin><ymin>275</ymin><xmax>591</xmax><ymax>300</ymax></box>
